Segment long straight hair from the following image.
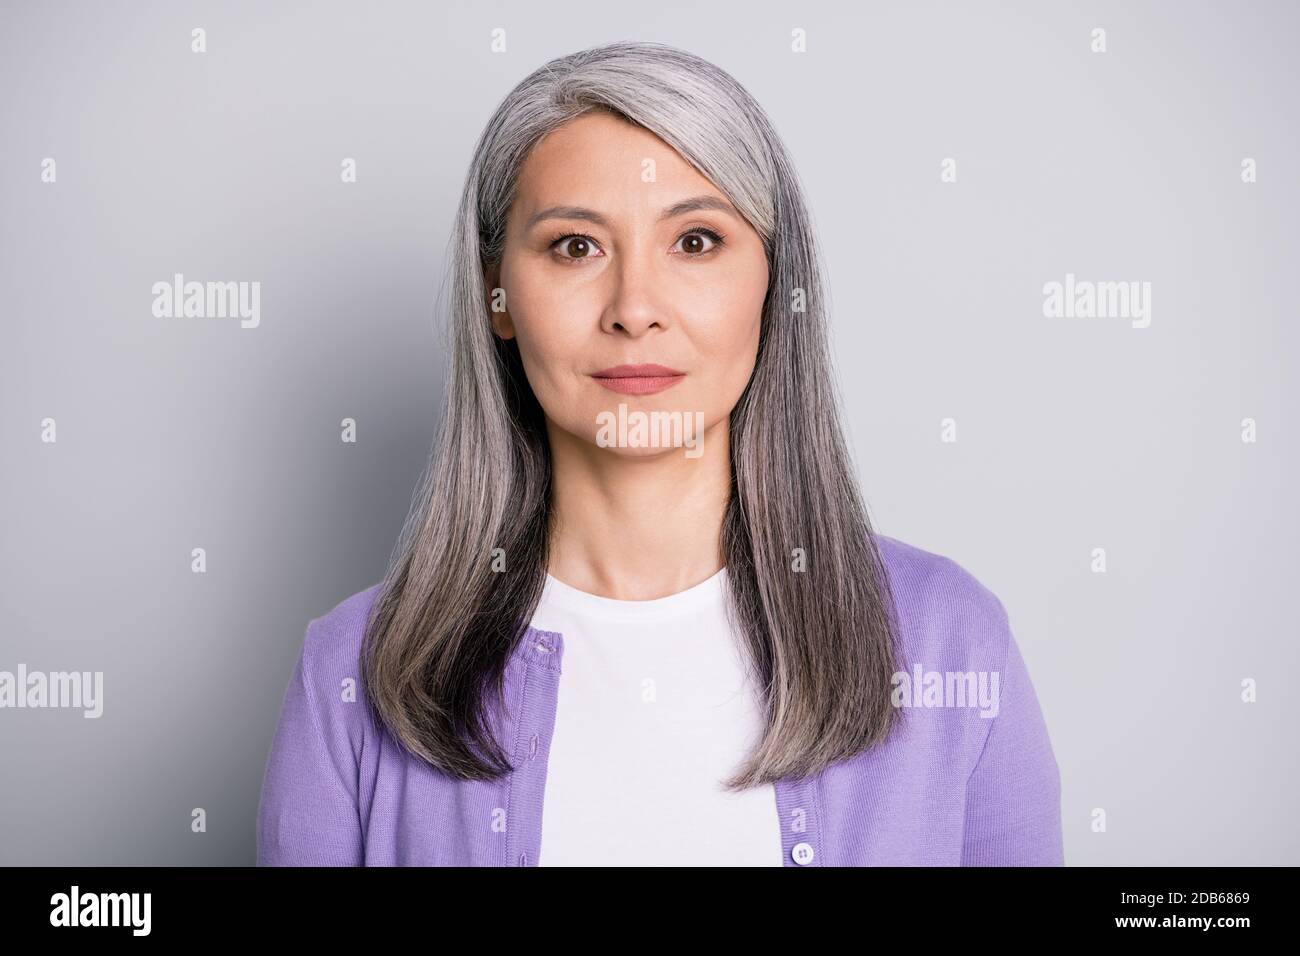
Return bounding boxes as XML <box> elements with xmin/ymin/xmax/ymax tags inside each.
<box><xmin>362</xmin><ymin>40</ymin><xmax>904</xmax><ymax>790</ymax></box>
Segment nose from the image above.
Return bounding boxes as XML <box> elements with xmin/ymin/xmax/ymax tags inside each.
<box><xmin>599</xmin><ymin>243</ymin><xmax>669</xmax><ymax>338</ymax></box>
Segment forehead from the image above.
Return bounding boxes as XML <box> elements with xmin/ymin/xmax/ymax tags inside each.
<box><xmin>511</xmin><ymin>111</ymin><xmax>724</xmax><ymax>216</ymax></box>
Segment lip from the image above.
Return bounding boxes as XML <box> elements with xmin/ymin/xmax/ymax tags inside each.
<box><xmin>590</xmin><ymin>363</ymin><xmax>686</xmax><ymax>396</ymax></box>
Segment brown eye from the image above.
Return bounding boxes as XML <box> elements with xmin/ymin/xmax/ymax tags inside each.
<box><xmin>674</xmin><ymin>229</ymin><xmax>724</xmax><ymax>256</ymax></box>
<box><xmin>563</xmin><ymin>237</ymin><xmax>592</xmax><ymax>258</ymax></box>
<box><xmin>551</xmin><ymin>234</ymin><xmax>604</xmax><ymax>263</ymax></box>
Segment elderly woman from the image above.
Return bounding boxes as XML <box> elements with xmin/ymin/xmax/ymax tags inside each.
<box><xmin>257</xmin><ymin>39</ymin><xmax>1062</xmax><ymax>868</ymax></box>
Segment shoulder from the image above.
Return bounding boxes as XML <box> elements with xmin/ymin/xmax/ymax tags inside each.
<box><xmin>874</xmin><ymin>534</ymin><xmax>1012</xmax><ymax>673</ymax></box>
<box><xmin>294</xmin><ymin>583</ymin><xmax>385</xmax><ymax>730</ymax></box>
<box><xmin>867</xmin><ymin>536</ymin><xmax>1062</xmax><ymax>863</ymax></box>
<box><xmin>259</xmin><ymin>585</ymin><xmax>384</xmax><ymax>863</ymax></box>
<box><xmin>303</xmin><ymin>582</ymin><xmax>384</xmax><ymax>667</ymax></box>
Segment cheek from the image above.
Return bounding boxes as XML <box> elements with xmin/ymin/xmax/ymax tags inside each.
<box><xmin>503</xmin><ymin>264</ymin><xmax>580</xmax><ymax>371</ymax></box>
<box><xmin>499</xmin><ymin>262</ymin><xmax>600</xmax><ymax>428</ymax></box>
<box><xmin>689</xmin><ymin>269</ymin><xmax>765</xmax><ymax>383</ymax></box>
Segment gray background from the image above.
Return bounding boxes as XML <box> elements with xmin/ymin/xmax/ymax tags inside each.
<box><xmin>1</xmin><ymin>0</ymin><xmax>1295</xmax><ymax>865</ymax></box>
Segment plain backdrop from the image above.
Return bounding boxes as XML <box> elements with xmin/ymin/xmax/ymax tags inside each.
<box><xmin>1</xmin><ymin>0</ymin><xmax>1296</xmax><ymax>865</ymax></box>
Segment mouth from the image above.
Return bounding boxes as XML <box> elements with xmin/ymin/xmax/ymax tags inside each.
<box><xmin>590</xmin><ymin>363</ymin><xmax>686</xmax><ymax>396</ymax></box>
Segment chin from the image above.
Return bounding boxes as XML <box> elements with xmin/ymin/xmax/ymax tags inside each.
<box><xmin>592</xmin><ymin>441</ymin><xmax>690</xmax><ymax>460</ymax></box>
<box><xmin>587</xmin><ymin>405</ymin><xmax>712</xmax><ymax>461</ymax></box>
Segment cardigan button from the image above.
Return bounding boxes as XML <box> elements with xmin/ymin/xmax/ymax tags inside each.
<box><xmin>528</xmin><ymin>733</ymin><xmax>538</xmax><ymax>760</ymax></box>
<box><xmin>791</xmin><ymin>842</ymin><xmax>815</xmax><ymax>865</ymax></box>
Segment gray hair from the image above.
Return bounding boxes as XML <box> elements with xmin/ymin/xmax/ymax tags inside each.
<box><xmin>362</xmin><ymin>40</ymin><xmax>904</xmax><ymax>790</ymax></box>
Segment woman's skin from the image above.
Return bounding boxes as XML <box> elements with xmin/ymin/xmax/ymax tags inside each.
<box><xmin>486</xmin><ymin>110</ymin><xmax>770</xmax><ymax>600</ymax></box>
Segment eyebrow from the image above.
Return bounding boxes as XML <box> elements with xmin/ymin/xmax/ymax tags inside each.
<box><xmin>524</xmin><ymin>195</ymin><xmax>740</xmax><ymax>231</ymax></box>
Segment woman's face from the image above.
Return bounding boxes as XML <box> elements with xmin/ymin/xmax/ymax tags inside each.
<box><xmin>487</xmin><ymin>110</ymin><xmax>769</xmax><ymax>458</ymax></box>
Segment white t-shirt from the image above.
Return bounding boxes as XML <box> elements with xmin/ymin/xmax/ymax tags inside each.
<box><xmin>531</xmin><ymin>566</ymin><xmax>783</xmax><ymax>866</ymax></box>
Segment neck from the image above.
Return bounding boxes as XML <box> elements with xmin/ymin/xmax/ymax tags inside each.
<box><xmin>545</xmin><ymin>415</ymin><xmax>731</xmax><ymax>600</ymax></box>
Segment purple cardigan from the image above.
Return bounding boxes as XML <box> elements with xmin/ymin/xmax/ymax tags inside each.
<box><xmin>256</xmin><ymin>535</ymin><xmax>1064</xmax><ymax>866</ymax></box>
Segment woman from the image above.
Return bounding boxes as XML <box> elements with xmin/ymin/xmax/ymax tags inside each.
<box><xmin>257</xmin><ymin>40</ymin><xmax>1063</xmax><ymax>866</ymax></box>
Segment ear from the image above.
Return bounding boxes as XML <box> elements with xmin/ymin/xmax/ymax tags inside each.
<box><xmin>484</xmin><ymin>264</ymin><xmax>516</xmax><ymax>340</ymax></box>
